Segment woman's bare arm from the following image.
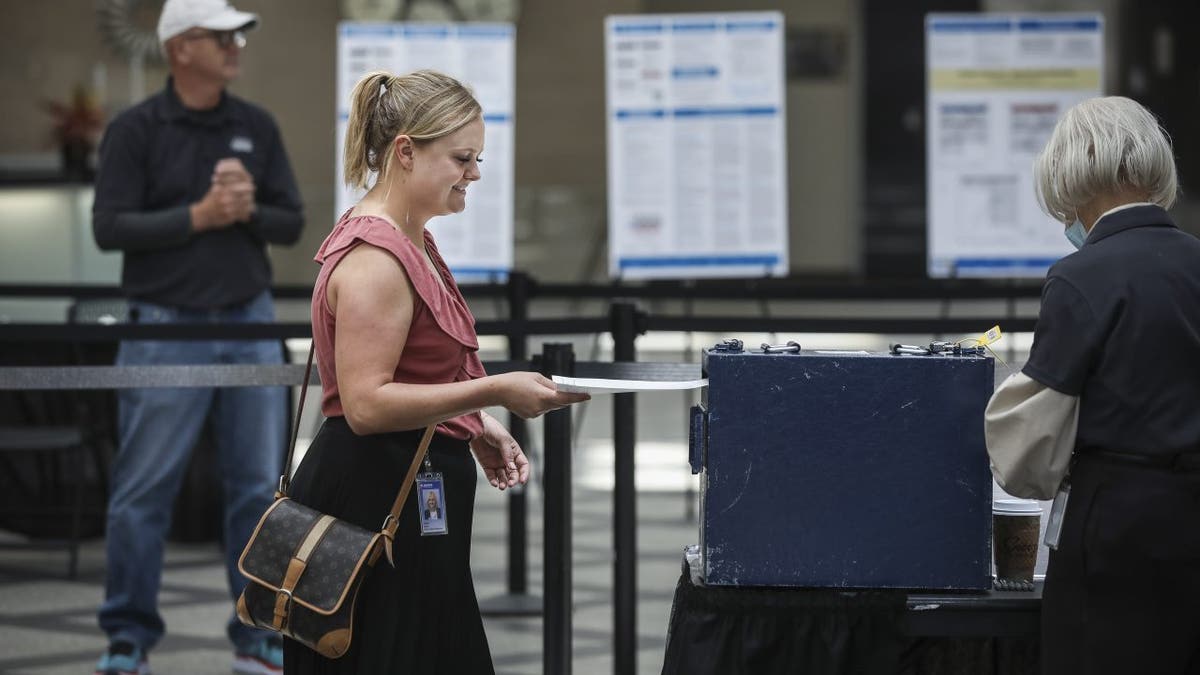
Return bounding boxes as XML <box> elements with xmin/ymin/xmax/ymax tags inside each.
<box><xmin>329</xmin><ymin>243</ymin><xmax>585</xmax><ymax>435</ymax></box>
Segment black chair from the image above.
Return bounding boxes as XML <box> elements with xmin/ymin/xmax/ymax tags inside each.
<box><xmin>0</xmin><ymin>426</ymin><xmax>90</xmax><ymax>577</ymax></box>
<box><xmin>0</xmin><ymin>300</ymin><xmax>121</xmax><ymax>578</ymax></box>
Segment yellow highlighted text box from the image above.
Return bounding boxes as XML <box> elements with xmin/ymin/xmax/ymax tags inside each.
<box><xmin>930</xmin><ymin>68</ymin><xmax>1100</xmax><ymax>91</ymax></box>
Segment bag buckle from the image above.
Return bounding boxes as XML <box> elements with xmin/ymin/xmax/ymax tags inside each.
<box><xmin>381</xmin><ymin>515</ymin><xmax>397</xmax><ymax>567</ymax></box>
<box><xmin>273</xmin><ymin>587</ymin><xmax>294</xmax><ymax>630</ymax></box>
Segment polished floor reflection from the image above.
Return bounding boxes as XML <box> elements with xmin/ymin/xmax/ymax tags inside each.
<box><xmin>0</xmin><ymin>434</ymin><xmax>698</xmax><ymax>675</ymax></box>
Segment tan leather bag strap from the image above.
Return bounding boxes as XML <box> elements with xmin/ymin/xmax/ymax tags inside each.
<box><xmin>278</xmin><ymin>344</ymin><xmax>316</xmax><ymax>498</ymax></box>
<box><xmin>280</xmin><ymin>344</ymin><xmax>437</xmax><ymax>566</ymax></box>
<box><xmin>382</xmin><ymin>424</ymin><xmax>436</xmax><ymax>567</ymax></box>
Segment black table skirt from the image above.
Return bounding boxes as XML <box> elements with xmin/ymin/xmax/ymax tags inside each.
<box><xmin>661</xmin><ymin>559</ymin><xmax>1041</xmax><ymax>675</ymax></box>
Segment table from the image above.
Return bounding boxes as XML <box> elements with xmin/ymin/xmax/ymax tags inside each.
<box><xmin>662</xmin><ymin>555</ymin><xmax>1041</xmax><ymax>675</ymax></box>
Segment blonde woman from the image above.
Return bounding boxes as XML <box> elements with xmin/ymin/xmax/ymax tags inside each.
<box><xmin>986</xmin><ymin>96</ymin><xmax>1200</xmax><ymax>673</ymax></box>
<box><xmin>284</xmin><ymin>70</ymin><xmax>588</xmax><ymax>673</ymax></box>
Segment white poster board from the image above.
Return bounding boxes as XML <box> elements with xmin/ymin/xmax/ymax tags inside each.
<box><xmin>605</xmin><ymin>12</ymin><xmax>788</xmax><ymax>280</ymax></box>
<box><xmin>336</xmin><ymin>22</ymin><xmax>515</xmax><ymax>281</ymax></box>
<box><xmin>926</xmin><ymin>14</ymin><xmax>1103</xmax><ymax>278</ymax></box>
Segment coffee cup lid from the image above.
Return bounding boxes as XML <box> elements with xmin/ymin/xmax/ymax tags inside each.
<box><xmin>992</xmin><ymin>498</ymin><xmax>1041</xmax><ymax>515</ymax></box>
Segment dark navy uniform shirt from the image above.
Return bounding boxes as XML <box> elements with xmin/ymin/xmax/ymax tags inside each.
<box><xmin>92</xmin><ymin>78</ymin><xmax>303</xmax><ymax>309</ymax></box>
<box><xmin>1023</xmin><ymin>204</ymin><xmax>1200</xmax><ymax>457</ymax></box>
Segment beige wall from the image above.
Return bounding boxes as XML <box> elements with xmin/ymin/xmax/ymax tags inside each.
<box><xmin>1</xmin><ymin>2</ymin><xmax>154</xmax><ymax>155</ymax></box>
<box><xmin>516</xmin><ymin>0</ymin><xmax>640</xmax><ymax>186</ymax></box>
<box><xmin>0</xmin><ymin>0</ymin><xmax>863</xmax><ymax>283</ymax></box>
<box><xmin>237</xmin><ymin>2</ymin><xmax>340</xmax><ymax>285</ymax></box>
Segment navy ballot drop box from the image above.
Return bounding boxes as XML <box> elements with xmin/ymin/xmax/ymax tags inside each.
<box><xmin>690</xmin><ymin>342</ymin><xmax>994</xmax><ymax>590</ymax></box>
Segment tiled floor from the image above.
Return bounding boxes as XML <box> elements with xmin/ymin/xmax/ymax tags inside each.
<box><xmin>0</xmin><ymin>485</ymin><xmax>696</xmax><ymax>675</ymax></box>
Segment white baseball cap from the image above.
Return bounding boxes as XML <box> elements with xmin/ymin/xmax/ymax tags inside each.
<box><xmin>157</xmin><ymin>0</ymin><xmax>259</xmax><ymax>45</ymax></box>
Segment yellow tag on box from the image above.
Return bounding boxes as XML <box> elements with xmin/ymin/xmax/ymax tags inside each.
<box><xmin>977</xmin><ymin>325</ymin><xmax>1002</xmax><ymax>346</ymax></box>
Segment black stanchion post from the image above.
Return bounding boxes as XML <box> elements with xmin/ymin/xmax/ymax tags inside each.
<box><xmin>541</xmin><ymin>342</ymin><xmax>574</xmax><ymax>675</ymax></box>
<box><xmin>610</xmin><ymin>300</ymin><xmax>638</xmax><ymax>675</ymax></box>
<box><xmin>507</xmin><ymin>272</ymin><xmax>531</xmax><ymax>595</ymax></box>
<box><xmin>480</xmin><ymin>271</ymin><xmax>541</xmax><ymax>616</ymax></box>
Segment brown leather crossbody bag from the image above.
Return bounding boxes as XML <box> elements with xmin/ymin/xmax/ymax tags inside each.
<box><xmin>236</xmin><ymin>345</ymin><xmax>434</xmax><ymax>658</ymax></box>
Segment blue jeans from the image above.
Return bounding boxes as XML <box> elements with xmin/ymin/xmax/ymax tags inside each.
<box><xmin>99</xmin><ymin>290</ymin><xmax>285</xmax><ymax>652</ymax></box>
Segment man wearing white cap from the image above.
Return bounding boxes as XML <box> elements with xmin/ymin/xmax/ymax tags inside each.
<box><xmin>91</xmin><ymin>1</ymin><xmax>302</xmax><ymax>673</ymax></box>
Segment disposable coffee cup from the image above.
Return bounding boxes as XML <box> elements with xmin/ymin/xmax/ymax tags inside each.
<box><xmin>992</xmin><ymin>498</ymin><xmax>1041</xmax><ymax>582</ymax></box>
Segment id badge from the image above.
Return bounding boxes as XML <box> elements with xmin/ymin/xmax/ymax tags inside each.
<box><xmin>1044</xmin><ymin>480</ymin><xmax>1070</xmax><ymax>550</ymax></box>
<box><xmin>417</xmin><ymin>474</ymin><xmax>449</xmax><ymax>537</ymax></box>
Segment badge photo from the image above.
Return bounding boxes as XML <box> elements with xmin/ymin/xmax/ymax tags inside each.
<box><xmin>418</xmin><ymin>476</ymin><xmax>448</xmax><ymax>536</ymax></box>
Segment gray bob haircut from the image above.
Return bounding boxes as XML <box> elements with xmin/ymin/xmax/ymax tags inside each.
<box><xmin>1034</xmin><ymin>96</ymin><xmax>1178</xmax><ymax>223</ymax></box>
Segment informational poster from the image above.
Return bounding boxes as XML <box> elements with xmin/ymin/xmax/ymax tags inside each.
<box><xmin>926</xmin><ymin>14</ymin><xmax>1103</xmax><ymax>278</ymax></box>
<box><xmin>605</xmin><ymin>12</ymin><xmax>788</xmax><ymax>279</ymax></box>
<box><xmin>336</xmin><ymin>22</ymin><xmax>515</xmax><ymax>280</ymax></box>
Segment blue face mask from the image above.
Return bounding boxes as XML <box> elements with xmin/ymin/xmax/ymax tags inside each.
<box><xmin>1064</xmin><ymin>219</ymin><xmax>1088</xmax><ymax>249</ymax></box>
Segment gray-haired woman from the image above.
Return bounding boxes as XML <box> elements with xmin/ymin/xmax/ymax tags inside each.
<box><xmin>985</xmin><ymin>96</ymin><xmax>1200</xmax><ymax>673</ymax></box>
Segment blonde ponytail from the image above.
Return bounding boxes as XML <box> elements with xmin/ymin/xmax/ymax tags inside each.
<box><xmin>343</xmin><ymin>71</ymin><xmax>395</xmax><ymax>190</ymax></box>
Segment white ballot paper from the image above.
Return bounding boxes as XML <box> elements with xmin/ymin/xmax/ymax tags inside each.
<box><xmin>552</xmin><ymin>375</ymin><xmax>709</xmax><ymax>395</ymax></box>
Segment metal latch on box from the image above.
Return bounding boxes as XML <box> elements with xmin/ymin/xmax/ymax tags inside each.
<box><xmin>890</xmin><ymin>341</ymin><xmax>986</xmax><ymax>357</ymax></box>
<box><xmin>760</xmin><ymin>341</ymin><xmax>801</xmax><ymax>354</ymax></box>
<box><xmin>689</xmin><ymin>404</ymin><xmax>707</xmax><ymax>474</ymax></box>
<box><xmin>713</xmin><ymin>338</ymin><xmax>744</xmax><ymax>353</ymax></box>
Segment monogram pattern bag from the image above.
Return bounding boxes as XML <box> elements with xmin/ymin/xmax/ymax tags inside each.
<box><xmin>236</xmin><ymin>345</ymin><xmax>435</xmax><ymax>658</ymax></box>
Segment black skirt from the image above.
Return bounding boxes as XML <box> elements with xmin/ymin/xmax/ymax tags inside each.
<box><xmin>282</xmin><ymin>417</ymin><xmax>495</xmax><ymax>675</ymax></box>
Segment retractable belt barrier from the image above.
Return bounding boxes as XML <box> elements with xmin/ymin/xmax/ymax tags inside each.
<box><xmin>0</xmin><ymin>361</ymin><xmax>700</xmax><ymax>390</ymax></box>
<box><xmin>0</xmin><ymin>317</ymin><xmax>1038</xmax><ymax>343</ymax></box>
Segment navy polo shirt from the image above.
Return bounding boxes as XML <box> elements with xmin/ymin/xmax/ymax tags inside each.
<box><xmin>92</xmin><ymin>78</ymin><xmax>303</xmax><ymax>309</ymax></box>
<box><xmin>1023</xmin><ymin>204</ymin><xmax>1200</xmax><ymax>456</ymax></box>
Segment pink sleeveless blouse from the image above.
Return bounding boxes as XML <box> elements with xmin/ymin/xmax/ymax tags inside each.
<box><xmin>311</xmin><ymin>213</ymin><xmax>486</xmax><ymax>440</ymax></box>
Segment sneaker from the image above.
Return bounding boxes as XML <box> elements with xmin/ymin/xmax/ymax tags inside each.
<box><xmin>232</xmin><ymin>636</ymin><xmax>283</xmax><ymax>674</ymax></box>
<box><xmin>94</xmin><ymin>641</ymin><xmax>150</xmax><ymax>675</ymax></box>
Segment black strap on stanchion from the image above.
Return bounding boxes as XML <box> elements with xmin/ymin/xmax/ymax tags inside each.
<box><xmin>506</xmin><ymin>273</ymin><xmax>534</xmax><ymax>603</ymax></box>
<box><xmin>479</xmin><ymin>272</ymin><xmax>542</xmax><ymax>617</ymax></box>
<box><xmin>0</xmin><ymin>361</ymin><xmax>697</xmax><ymax>392</ymax></box>
<box><xmin>610</xmin><ymin>300</ymin><xmax>641</xmax><ymax>675</ymax></box>
<box><xmin>541</xmin><ymin>342</ymin><xmax>575</xmax><ymax>675</ymax></box>
<box><xmin>0</xmin><ymin>364</ymin><xmax>316</xmax><ymax>390</ymax></box>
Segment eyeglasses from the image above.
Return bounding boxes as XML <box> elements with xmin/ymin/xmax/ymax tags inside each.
<box><xmin>183</xmin><ymin>29</ymin><xmax>247</xmax><ymax>49</ymax></box>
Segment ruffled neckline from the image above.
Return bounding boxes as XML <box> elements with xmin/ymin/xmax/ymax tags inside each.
<box><xmin>314</xmin><ymin>212</ymin><xmax>479</xmax><ymax>350</ymax></box>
